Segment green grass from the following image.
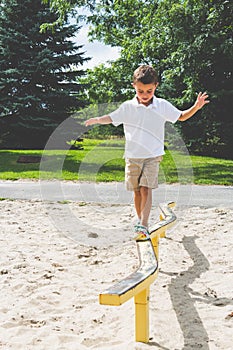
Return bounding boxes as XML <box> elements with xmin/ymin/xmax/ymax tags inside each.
<box><xmin>0</xmin><ymin>138</ymin><xmax>232</xmax><ymax>185</ymax></box>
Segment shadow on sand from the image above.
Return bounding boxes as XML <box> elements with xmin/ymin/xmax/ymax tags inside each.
<box><xmin>158</xmin><ymin>235</ymin><xmax>233</xmax><ymax>350</ymax></box>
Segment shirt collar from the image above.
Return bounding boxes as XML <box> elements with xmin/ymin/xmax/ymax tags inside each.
<box><xmin>132</xmin><ymin>95</ymin><xmax>157</xmax><ymax>109</ymax></box>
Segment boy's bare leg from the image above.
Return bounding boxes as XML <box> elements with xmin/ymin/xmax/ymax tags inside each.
<box><xmin>140</xmin><ymin>186</ymin><xmax>152</xmax><ymax>227</ymax></box>
<box><xmin>134</xmin><ymin>189</ymin><xmax>142</xmax><ymax>221</ymax></box>
<box><xmin>133</xmin><ymin>186</ymin><xmax>152</xmax><ymax>228</ymax></box>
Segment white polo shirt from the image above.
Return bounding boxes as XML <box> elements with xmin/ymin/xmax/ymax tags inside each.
<box><xmin>109</xmin><ymin>96</ymin><xmax>181</xmax><ymax>158</ymax></box>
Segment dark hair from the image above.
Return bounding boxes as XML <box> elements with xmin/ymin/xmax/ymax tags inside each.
<box><xmin>133</xmin><ymin>65</ymin><xmax>159</xmax><ymax>84</ymax></box>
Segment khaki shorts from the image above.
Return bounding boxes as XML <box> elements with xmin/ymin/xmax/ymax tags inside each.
<box><xmin>125</xmin><ymin>156</ymin><xmax>162</xmax><ymax>191</ymax></box>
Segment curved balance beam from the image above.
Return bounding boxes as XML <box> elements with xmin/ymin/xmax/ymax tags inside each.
<box><xmin>149</xmin><ymin>201</ymin><xmax>177</xmax><ymax>259</ymax></box>
<box><xmin>99</xmin><ymin>239</ymin><xmax>158</xmax><ymax>306</ymax></box>
<box><xmin>99</xmin><ymin>202</ymin><xmax>177</xmax><ymax>343</ymax></box>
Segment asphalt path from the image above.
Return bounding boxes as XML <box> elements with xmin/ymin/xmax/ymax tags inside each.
<box><xmin>0</xmin><ymin>181</ymin><xmax>232</xmax><ymax>208</ymax></box>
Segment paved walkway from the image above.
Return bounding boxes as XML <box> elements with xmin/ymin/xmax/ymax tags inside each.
<box><xmin>0</xmin><ymin>181</ymin><xmax>232</xmax><ymax>208</ymax></box>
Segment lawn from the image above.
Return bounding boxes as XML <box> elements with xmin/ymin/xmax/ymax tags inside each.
<box><xmin>0</xmin><ymin>139</ymin><xmax>232</xmax><ymax>185</ymax></box>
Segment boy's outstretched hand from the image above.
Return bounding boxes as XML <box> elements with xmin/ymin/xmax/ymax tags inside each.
<box><xmin>85</xmin><ymin>118</ymin><xmax>97</xmax><ymax>127</ymax></box>
<box><xmin>195</xmin><ymin>92</ymin><xmax>210</xmax><ymax>110</ymax></box>
<box><xmin>179</xmin><ymin>91</ymin><xmax>210</xmax><ymax>121</ymax></box>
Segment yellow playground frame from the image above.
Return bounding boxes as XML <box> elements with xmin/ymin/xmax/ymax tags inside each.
<box><xmin>99</xmin><ymin>202</ymin><xmax>177</xmax><ymax>343</ymax></box>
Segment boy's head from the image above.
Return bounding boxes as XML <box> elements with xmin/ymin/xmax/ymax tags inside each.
<box><xmin>133</xmin><ymin>65</ymin><xmax>159</xmax><ymax>85</ymax></box>
<box><xmin>132</xmin><ymin>65</ymin><xmax>159</xmax><ymax>106</ymax></box>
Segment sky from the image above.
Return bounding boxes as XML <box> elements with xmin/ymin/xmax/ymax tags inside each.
<box><xmin>73</xmin><ymin>23</ymin><xmax>121</xmax><ymax>69</ymax></box>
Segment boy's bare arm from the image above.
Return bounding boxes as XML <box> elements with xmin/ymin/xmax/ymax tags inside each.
<box><xmin>85</xmin><ymin>115</ymin><xmax>112</xmax><ymax>126</ymax></box>
<box><xmin>179</xmin><ymin>92</ymin><xmax>210</xmax><ymax>121</ymax></box>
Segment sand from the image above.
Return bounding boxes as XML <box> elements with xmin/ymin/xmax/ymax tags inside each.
<box><xmin>0</xmin><ymin>198</ymin><xmax>232</xmax><ymax>349</ymax></box>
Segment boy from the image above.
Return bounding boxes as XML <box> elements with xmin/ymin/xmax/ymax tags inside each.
<box><xmin>85</xmin><ymin>65</ymin><xmax>209</xmax><ymax>240</ymax></box>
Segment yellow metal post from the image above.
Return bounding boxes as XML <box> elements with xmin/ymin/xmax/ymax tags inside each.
<box><xmin>160</xmin><ymin>229</ymin><xmax>166</xmax><ymax>238</ymax></box>
<box><xmin>99</xmin><ymin>202</ymin><xmax>177</xmax><ymax>343</ymax></box>
<box><xmin>151</xmin><ymin>233</ymin><xmax>159</xmax><ymax>261</ymax></box>
<box><xmin>134</xmin><ymin>287</ymin><xmax>150</xmax><ymax>343</ymax></box>
<box><xmin>159</xmin><ymin>214</ymin><xmax>166</xmax><ymax>238</ymax></box>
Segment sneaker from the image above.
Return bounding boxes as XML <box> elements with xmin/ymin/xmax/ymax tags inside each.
<box><xmin>134</xmin><ymin>224</ymin><xmax>150</xmax><ymax>241</ymax></box>
<box><xmin>134</xmin><ymin>220</ymin><xmax>141</xmax><ymax>233</ymax></box>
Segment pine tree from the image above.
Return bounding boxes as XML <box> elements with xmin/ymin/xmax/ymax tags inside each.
<box><xmin>0</xmin><ymin>0</ymin><xmax>88</xmax><ymax>149</ymax></box>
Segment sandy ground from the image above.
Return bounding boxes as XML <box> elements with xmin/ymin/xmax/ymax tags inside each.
<box><xmin>0</xmin><ymin>199</ymin><xmax>232</xmax><ymax>350</ymax></box>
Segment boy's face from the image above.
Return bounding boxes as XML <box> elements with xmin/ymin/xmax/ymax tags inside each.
<box><xmin>133</xmin><ymin>81</ymin><xmax>158</xmax><ymax>106</ymax></box>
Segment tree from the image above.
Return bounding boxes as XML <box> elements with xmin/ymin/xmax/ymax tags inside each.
<box><xmin>86</xmin><ymin>0</ymin><xmax>233</xmax><ymax>157</ymax></box>
<box><xmin>155</xmin><ymin>0</ymin><xmax>233</xmax><ymax>157</ymax></box>
<box><xmin>0</xmin><ymin>0</ymin><xmax>89</xmax><ymax>149</ymax></box>
<box><xmin>44</xmin><ymin>0</ymin><xmax>233</xmax><ymax>157</ymax></box>
<box><xmin>40</xmin><ymin>0</ymin><xmax>94</xmax><ymax>30</ymax></box>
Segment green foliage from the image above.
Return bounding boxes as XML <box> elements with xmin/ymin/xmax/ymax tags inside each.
<box><xmin>0</xmin><ymin>0</ymin><xmax>88</xmax><ymax>149</ymax></box>
<box><xmin>23</xmin><ymin>0</ymin><xmax>233</xmax><ymax>156</ymax></box>
<box><xmin>41</xmin><ymin>0</ymin><xmax>81</xmax><ymax>28</ymax></box>
<box><xmin>81</xmin><ymin>63</ymin><xmax>133</xmax><ymax>103</ymax></box>
<box><xmin>85</xmin><ymin>0</ymin><xmax>233</xmax><ymax>158</ymax></box>
<box><xmin>40</xmin><ymin>0</ymin><xmax>94</xmax><ymax>30</ymax></box>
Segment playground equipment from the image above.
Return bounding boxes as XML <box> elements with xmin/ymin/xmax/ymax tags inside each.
<box><xmin>99</xmin><ymin>202</ymin><xmax>177</xmax><ymax>343</ymax></box>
